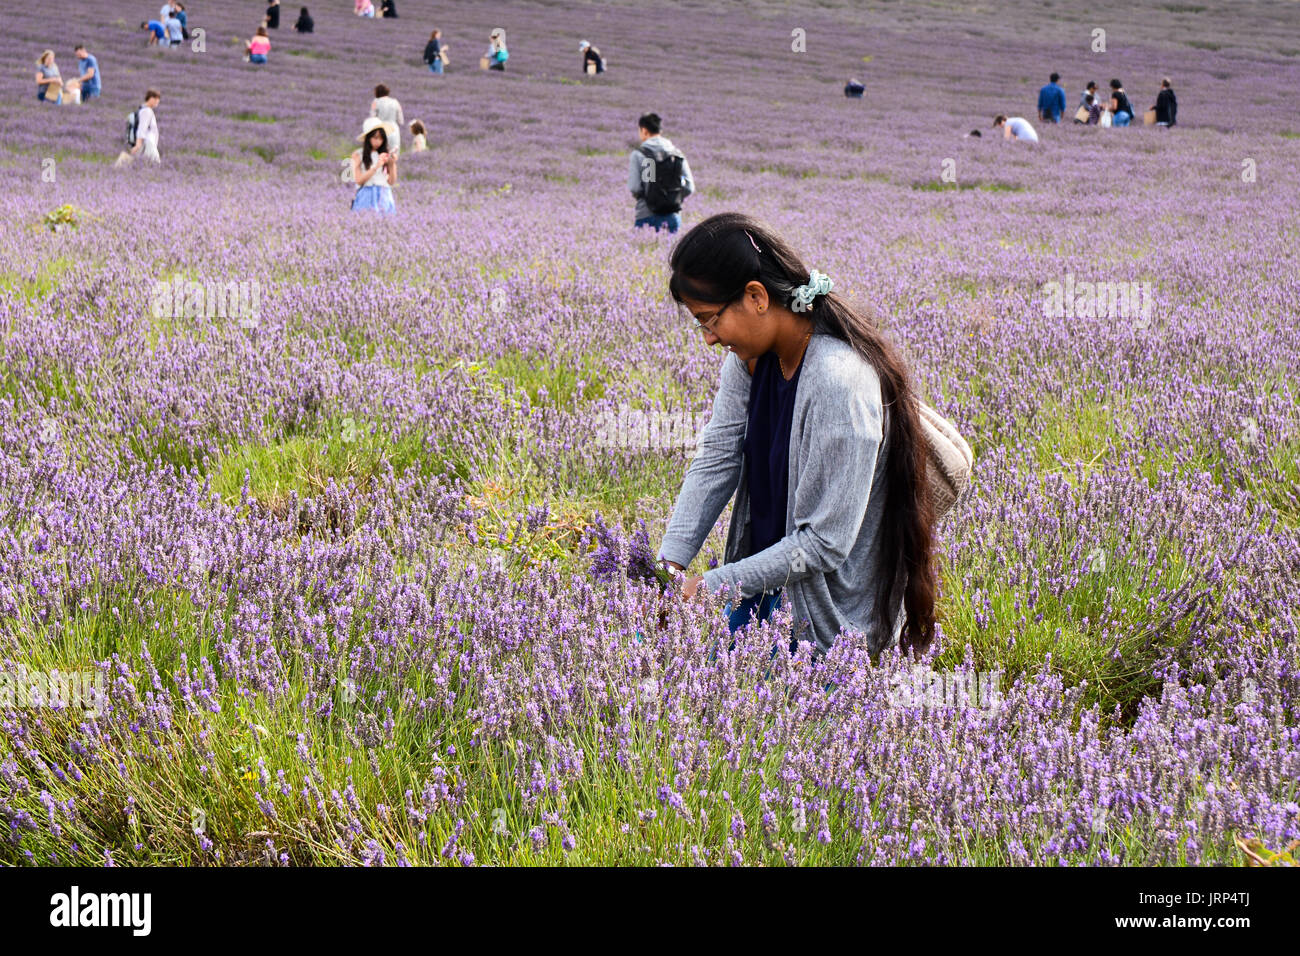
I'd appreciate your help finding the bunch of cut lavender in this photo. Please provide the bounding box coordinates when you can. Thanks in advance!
[587,515,673,590]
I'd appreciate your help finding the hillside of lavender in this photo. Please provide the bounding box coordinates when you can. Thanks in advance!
[0,0,1297,865]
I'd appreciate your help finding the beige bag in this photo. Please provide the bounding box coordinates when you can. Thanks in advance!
[918,401,973,518]
[1143,109,1157,125]
[479,55,490,69]
[1074,105,1090,123]
[585,61,597,75]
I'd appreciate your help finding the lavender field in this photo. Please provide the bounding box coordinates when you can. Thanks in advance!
[0,0,1297,866]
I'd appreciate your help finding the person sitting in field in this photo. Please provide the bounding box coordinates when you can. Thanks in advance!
[295,6,314,32]
[381,0,398,17]
[246,26,271,64]
[355,0,374,17]
[993,114,1038,142]
[579,40,604,74]
[1152,77,1177,128]
[35,50,62,103]
[844,77,865,98]
[409,120,428,152]
[141,20,166,45]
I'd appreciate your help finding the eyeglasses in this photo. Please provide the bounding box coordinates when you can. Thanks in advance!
[689,299,735,334]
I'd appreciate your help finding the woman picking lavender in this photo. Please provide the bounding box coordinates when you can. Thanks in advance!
[657,213,938,657]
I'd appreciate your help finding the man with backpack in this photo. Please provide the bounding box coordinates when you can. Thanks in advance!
[628,112,694,233]
[116,90,162,166]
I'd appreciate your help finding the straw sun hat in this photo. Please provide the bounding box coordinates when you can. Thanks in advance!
[357,116,398,142]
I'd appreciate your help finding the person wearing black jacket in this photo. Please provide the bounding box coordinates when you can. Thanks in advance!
[381,0,398,17]
[578,40,604,74]
[424,29,445,73]
[266,0,280,28]
[1152,77,1177,127]
[294,6,313,32]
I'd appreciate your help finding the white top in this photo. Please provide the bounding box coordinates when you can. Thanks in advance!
[1007,116,1038,141]
[137,105,159,146]
[354,150,389,187]
[370,97,404,150]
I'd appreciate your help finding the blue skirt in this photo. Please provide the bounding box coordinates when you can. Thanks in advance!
[351,184,395,213]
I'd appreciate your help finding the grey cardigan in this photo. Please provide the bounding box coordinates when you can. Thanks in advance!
[657,333,904,654]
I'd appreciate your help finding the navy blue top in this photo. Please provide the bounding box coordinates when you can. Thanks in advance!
[744,350,803,556]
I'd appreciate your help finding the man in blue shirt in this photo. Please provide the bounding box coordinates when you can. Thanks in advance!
[1037,72,1066,123]
[75,45,100,100]
[141,20,165,45]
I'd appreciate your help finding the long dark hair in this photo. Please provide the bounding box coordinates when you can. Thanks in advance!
[361,127,387,169]
[668,212,937,655]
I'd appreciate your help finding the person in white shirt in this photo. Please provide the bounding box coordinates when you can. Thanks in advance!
[130,90,162,162]
[993,114,1039,142]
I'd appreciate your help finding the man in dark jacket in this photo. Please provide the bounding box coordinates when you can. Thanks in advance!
[1153,77,1177,127]
[266,0,280,28]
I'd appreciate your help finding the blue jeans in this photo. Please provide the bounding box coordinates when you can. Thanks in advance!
[1112,111,1131,127]
[635,213,681,233]
[249,53,267,64]
[428,59,443,74]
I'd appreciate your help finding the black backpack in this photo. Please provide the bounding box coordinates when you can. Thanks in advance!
[125,108,140,147]
[637,144,686,215]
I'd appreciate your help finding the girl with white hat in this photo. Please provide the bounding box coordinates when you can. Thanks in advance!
[349,117,397,213]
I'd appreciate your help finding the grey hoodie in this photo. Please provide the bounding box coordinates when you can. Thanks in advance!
[658,334,906,655]
[627,135,695,221]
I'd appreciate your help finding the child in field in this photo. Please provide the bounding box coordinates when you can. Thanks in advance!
[409,120,427,152]
[61,77,82,104]
[657,213,943,657]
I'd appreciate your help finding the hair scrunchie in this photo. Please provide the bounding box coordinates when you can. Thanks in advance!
[790,270,834,313]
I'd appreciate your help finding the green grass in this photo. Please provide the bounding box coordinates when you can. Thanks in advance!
[208,416,433,510]
[0,255,76,304]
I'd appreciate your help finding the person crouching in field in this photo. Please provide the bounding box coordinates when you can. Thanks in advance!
[246,26,271,64]
[579,40,604,74]
[993,114,1038,142]
[657,213,937,657]
[350,118,397,212]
